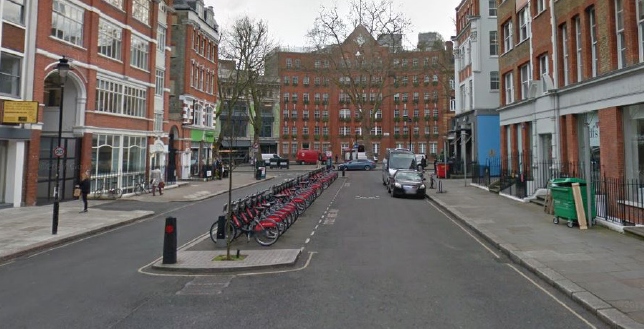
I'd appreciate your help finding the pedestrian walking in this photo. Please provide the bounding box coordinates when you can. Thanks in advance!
[151,167,164,196]
[421,156,427,173]
[78,173,90,213]
[335,154,338,164]
[317,152,322,169]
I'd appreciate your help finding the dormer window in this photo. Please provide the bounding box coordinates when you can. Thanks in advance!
[196,2,204,18]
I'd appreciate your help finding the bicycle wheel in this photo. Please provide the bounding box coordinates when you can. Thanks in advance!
[94,188,102,199]
[254,220,279,246]
[209,220,237,243]
[114,188,123,199]
[134,184,142,196]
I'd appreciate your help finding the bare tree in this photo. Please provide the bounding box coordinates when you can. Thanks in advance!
[217,16,274,259]
[306,0,411,160]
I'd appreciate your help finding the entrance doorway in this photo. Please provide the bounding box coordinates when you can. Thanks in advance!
[37,137,80,203]
[0,141,7,204]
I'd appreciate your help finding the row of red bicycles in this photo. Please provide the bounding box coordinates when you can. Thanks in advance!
[210,168,338,246]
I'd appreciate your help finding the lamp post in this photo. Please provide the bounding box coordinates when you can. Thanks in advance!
[52,57,70,235]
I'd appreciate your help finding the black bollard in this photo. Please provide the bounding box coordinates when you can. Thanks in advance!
[163,217,177,264]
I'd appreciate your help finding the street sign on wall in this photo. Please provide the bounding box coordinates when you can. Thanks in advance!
[1,101,39,124]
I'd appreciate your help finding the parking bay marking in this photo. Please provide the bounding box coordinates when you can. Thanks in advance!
[323,209,339,225]
[355,195,380,200]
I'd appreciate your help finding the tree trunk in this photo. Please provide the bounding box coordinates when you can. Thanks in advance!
[253,126,261,163]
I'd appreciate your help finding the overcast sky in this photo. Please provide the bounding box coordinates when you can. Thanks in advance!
[207,0,462,48]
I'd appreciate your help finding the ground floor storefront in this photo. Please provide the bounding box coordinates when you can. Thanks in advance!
[0,127,30,208]
[495,66,644,224]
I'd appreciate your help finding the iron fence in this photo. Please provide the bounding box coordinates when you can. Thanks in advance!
[470,154,642,225]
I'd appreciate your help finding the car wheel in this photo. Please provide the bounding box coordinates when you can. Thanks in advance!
[364,165,371,171]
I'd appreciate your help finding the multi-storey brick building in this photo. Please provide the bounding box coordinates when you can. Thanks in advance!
[0,0,38,207]
[216,60,280,162]
[169,0,218,179]
[22,0,174,206]
[497,0,644,223]
[271,27,455,161]
[452,0,501,167]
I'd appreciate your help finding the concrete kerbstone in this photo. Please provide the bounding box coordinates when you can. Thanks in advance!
[554,280,586,298]
[534,267,567,286]
[573,291,614,315]
[597,308,644,329]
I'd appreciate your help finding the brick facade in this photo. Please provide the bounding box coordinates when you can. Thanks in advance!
[23,0,175,205]
[274,29,455,160]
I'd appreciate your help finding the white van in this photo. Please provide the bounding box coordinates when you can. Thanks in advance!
[261,154,279,161]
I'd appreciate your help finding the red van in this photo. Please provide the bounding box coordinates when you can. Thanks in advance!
[296,150,327,165]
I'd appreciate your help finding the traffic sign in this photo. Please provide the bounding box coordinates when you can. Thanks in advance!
[53,147,65,158]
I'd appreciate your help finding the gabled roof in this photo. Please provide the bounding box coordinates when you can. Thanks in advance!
[343,25,376,47]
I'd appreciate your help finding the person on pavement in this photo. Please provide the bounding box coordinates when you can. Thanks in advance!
[79,172,90,213]
[151,167,164,196]
[421,156,427,173]
[335,154,338,164]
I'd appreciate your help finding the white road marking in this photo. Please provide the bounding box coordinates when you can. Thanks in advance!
[305,238,311,244]
[426,200,500,259]
[506,264,597,329]
[426,200,596,329]
[0,260,15,268]
[315,225,319,230]
[310,231,315,236]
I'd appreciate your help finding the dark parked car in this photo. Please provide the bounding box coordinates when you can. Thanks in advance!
[338,159,376,171]
[388,170,426,198]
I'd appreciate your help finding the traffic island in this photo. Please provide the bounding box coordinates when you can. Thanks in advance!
[151,249,302,273]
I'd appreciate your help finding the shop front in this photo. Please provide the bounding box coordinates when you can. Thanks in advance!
[0,126,30,208]
[190,129,215,178]
[90,134,147,195]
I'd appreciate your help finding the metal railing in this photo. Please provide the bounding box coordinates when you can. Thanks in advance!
[470,155,643,225]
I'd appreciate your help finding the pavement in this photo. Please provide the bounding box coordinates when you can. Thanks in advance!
[426,177,644,329]
[0,172,274,263]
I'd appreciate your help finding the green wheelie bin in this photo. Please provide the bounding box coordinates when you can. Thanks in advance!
[549,178,596,228]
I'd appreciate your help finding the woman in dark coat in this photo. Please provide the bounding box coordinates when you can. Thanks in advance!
[79,173,91,213]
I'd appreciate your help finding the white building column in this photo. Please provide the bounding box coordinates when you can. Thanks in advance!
[5,141,25,207]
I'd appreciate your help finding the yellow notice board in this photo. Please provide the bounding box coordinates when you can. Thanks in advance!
[2,101,39,124]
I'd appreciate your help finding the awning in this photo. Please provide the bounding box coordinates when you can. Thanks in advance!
[0,127,31,140]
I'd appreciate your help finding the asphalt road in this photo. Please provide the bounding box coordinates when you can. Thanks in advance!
[0,170,609,328]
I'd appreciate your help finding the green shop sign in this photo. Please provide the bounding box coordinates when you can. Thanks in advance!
[191,130,216,143]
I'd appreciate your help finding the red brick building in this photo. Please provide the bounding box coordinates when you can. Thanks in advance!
[168,0,218,180]
[28,0,173,205]
[497,0,644,223]
[271,26,455,161]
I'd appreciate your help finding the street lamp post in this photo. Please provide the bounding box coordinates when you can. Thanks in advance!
[52,57,70,235]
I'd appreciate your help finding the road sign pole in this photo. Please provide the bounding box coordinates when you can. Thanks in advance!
[52,82,65,235]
